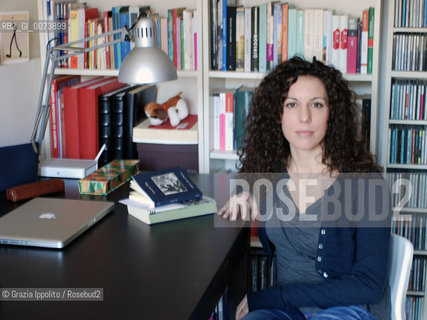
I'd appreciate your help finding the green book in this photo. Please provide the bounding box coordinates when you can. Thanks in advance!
[126,197,217,225]
[234,85,255,151]
[367,7,375,74]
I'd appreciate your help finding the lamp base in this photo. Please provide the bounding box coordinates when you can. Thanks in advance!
[39,158,97,179]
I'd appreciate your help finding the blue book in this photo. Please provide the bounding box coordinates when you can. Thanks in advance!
[222,0,228,70]
[112,7,122,69]
[288,7,297,60]
[258,4,267,73]
[119,6,131,62]
[130,166,203,208]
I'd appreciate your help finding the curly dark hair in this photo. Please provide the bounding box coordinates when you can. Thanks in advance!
[238,56,380,173]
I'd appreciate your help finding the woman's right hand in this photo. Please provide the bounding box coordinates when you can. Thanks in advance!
[217,192,260,221]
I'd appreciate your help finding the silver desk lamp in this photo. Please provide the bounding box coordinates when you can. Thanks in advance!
[30,15,177,155]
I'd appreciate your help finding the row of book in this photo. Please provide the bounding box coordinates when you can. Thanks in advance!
[390,80,427,121]
[388,125,427,165]
[210,0,375,75]
[212,86,254,152]
[409,256,427,292]
[392,214,427,250]
[394,0,427,28]
[40,0,198,71]
[392,33,427,72]
[48,75,156,165]
[406,296,424,320]
[386,171,427,209]
[250,249,276,292]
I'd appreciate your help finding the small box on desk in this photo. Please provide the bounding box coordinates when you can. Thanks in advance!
[136,143,198,173]
[78,159,140,195]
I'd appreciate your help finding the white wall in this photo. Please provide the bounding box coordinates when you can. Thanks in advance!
[0,0,41,147]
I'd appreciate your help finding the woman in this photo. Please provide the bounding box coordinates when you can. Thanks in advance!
[218,57,391,320]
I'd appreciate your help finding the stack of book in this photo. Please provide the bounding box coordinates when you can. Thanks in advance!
[121,166,217,225]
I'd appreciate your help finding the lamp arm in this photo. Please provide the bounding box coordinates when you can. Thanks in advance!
[30,27,129,155]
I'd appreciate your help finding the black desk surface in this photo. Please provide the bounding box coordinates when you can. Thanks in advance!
[0,175,249,320]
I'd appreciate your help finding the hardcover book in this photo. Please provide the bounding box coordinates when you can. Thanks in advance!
[130,166,203,208]
[124,196,217,225]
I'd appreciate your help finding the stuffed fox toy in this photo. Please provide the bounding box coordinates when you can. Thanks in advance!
[144,92,189,127]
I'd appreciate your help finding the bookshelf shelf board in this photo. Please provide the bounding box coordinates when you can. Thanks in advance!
[209,149,239,160]
[390,71,427,79]
[209,71,266,80]
[389,120,427,125]
[55,68,119,77]
[413,250,427,256]
[53,68,197,78]
[407,290,425,297]
[208,71,372,82]
[387,164,427,170]
[393,207,427,214]
[343,74,373,82]
[393,27,427,33]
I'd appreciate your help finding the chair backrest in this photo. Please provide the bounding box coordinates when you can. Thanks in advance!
[388,233,414,320]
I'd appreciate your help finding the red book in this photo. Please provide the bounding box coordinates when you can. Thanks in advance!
[172,8,185,68]
[49,75,81,158]
[78,78,126,159]
[346,17,358,74]
[63,77,104,159]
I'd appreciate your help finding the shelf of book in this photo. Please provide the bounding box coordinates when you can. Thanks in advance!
[202,0,382,173]
[383,2,427,302]
[37,0,206,171]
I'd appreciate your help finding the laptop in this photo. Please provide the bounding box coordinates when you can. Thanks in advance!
[0,197,114,249]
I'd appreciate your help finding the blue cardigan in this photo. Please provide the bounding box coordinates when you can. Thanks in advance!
[247,174,392,315]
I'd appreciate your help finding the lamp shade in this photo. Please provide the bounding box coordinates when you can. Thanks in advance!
[118,17,177,84]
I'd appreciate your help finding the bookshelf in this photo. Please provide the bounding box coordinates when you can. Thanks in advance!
[380,0,427,318]
[36,0,206,170]
[201,0,383,173]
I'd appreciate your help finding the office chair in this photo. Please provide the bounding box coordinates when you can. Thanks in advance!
[389,233,414,320]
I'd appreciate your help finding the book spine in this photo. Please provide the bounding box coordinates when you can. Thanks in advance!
[211,0,218,70]
[347,17,358,74]
[339,15,348,74]
[226,6,236,71]
[50,79,60,158]
[280,4,287,63]
[235,7,245,72]
[367,7,375,74]
[217,0,223,70]
[323,10,332,65]
[266,3,274,71]
[244,7,252,72]
[219,92,226,150]
[361,10,369,74]
[225,92,234,151]
[295,9,304,58]
[288,7,297,61]
[251,6,259,72]
[222,0,228,71]
[313,9,324,62]
[258,4,267,73]
[168,9,174,64]
[304,9,314,61]
[331,15,340,70]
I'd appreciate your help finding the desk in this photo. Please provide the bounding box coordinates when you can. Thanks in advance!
[0,176,249,320]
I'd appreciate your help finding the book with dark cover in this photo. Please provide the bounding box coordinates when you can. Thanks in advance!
[131,166,203,208]
[124,84,157,159]
[111,90,127,160]
[226,6,236,71]
[98,85,133,166]
[210,0,218,70]
[251,6,259,72]
[234,86,254,151]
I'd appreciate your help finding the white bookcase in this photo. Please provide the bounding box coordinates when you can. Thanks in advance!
[38,0,383,175]
[201,0,383,173]
[37,0,206,170]
[379,0,427,318]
